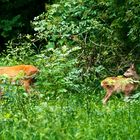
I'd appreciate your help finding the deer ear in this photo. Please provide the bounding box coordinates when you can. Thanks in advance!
[130,64,135,69]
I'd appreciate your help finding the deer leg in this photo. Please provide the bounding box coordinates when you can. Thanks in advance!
[102,90,113,105]
[22,79,32,93]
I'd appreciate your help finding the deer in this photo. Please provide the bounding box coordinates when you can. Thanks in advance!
[101,64,139,105]
[0,65,39,95]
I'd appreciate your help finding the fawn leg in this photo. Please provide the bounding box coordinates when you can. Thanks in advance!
[102,90,113,105]
[124,84,134,97]
[124,91,131,97]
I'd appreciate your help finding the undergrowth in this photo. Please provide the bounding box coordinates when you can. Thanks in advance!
[0,91,139,140]
[0,44,139,140]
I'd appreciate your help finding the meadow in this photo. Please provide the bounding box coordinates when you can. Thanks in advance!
[0,79,139,140]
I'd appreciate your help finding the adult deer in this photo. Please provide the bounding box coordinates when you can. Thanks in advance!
[101,64,139,104]
[0,65,39,95]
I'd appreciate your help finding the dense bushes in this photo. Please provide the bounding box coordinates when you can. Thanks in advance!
[31,0,140,74]
[2,0,140,76]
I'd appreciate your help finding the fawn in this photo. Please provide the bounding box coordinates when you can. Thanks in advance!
[101,64,139,104]
[0,65,39,95]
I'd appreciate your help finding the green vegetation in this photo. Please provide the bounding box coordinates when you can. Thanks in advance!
[0,91,139,139]
[0,0,140,139]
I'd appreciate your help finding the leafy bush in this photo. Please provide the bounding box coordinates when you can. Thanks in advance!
[32,0,140,74]
[35,45,85,95]
[1,35,37,65]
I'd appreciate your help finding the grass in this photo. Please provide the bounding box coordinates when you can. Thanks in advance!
[0,90,139,140]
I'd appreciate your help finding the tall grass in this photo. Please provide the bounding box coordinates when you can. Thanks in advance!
[0,90,139,140]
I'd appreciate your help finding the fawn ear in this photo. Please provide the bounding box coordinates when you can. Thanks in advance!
[130,64,135,70]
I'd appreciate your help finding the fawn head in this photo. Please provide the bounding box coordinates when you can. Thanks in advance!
[123,64,139,80]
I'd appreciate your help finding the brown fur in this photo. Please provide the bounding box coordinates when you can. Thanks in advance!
[101,64,139,104]
[0,65,39,94]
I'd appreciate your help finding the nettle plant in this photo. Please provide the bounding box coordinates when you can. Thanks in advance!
[35,45,82,95]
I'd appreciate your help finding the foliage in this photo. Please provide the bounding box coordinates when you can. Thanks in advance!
[0,0,140,139]
[32,0,140,76]
[35,45,84,95]
[0,34,39,66]
[0,0,56,51]
[0,88,139,139]
[0,39,139,139]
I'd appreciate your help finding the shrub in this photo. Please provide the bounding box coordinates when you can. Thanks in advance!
[31,0,140,75]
